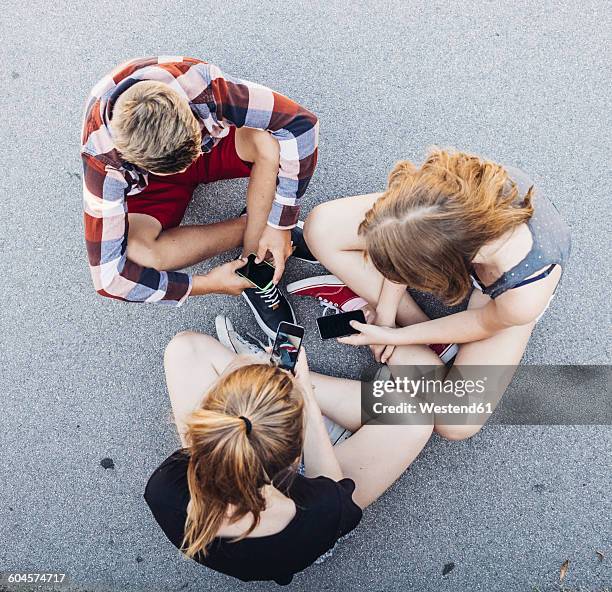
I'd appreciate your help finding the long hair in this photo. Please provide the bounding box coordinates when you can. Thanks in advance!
[182,363,304,558]
[359,149,534,305]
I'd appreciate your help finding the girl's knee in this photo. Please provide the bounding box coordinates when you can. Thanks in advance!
[435,423,482,441]
[164,331,211,366]
[303,202,335,246]
[413,422,435,444]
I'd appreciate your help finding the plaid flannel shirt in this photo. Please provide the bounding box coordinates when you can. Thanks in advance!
[81,56,319,305]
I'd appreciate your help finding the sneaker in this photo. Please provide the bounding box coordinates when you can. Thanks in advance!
[288,275,459,362]
[215,315,267,355]
[242,283,297,340]
[323,416,352,446]
[286,275,368,314]
[428,342,459,364]
[290,220,318,264]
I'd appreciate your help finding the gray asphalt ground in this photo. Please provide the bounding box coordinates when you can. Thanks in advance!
[1,1,611,591]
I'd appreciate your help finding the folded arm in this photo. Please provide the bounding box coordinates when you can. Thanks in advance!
[83,157,192,305]
[202,63,319,229]
[340,274,559,347]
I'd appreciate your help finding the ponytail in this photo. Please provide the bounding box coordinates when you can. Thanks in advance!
[181,364,304,558]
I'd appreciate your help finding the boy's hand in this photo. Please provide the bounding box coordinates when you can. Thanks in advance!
[256,226,292,284]
[205,259,252,295]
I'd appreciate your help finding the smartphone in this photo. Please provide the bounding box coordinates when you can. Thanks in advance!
[316,310,367,340]
[271,322,304,373]
[235,253,275,290]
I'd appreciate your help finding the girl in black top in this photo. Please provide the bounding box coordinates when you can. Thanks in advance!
[145,331,433,585]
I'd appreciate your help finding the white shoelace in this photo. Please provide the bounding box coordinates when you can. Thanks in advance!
[256,284,281,308]
[245,332,269,350]
[233,332,264,355]
[317,297,341,316]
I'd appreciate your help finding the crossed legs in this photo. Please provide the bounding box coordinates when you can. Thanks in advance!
[164,332,433,510]
[304,194,537,440]
[303,194,430,326]
[126,127,279,271]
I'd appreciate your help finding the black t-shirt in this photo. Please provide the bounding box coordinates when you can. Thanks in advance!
[144,450,363,585]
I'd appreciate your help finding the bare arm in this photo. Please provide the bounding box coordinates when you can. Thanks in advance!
[295,352,343,481]
[189,259,252,296]
[238,128,282,255]
[237,129,293,283]
[340,268,561,347]
[375,278,406,326]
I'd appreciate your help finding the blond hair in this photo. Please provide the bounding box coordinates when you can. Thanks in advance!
[359,149,534,305]
[182,363,304,558]
[111,80,202,174]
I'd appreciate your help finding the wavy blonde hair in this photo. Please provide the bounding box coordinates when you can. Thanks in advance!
[359,149,534,305]
[111,80,202,174]
[182,363,304,559]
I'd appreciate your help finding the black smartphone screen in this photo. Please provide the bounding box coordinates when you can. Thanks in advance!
[316,310,366,340]
[236,254,275,290]
[271,322,304,372]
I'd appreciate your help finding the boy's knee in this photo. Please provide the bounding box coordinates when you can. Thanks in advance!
[126,236,164,270]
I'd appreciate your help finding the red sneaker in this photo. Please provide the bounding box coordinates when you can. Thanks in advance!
[287,275,459,362]
[286,275,368,312]
[428,342,459,364]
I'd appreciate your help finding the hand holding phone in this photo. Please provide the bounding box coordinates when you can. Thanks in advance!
[271,322,304,373]
[316,310,367,340]
[203,259,253,295]
[235,253,275,290]
[292,348,314,397]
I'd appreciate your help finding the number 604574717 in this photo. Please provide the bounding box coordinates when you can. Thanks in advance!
[4,572,67,585]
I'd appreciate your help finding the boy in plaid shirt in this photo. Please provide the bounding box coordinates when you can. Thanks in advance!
[82,56,319,338]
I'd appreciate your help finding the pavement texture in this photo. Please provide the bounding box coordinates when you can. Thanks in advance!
[1,1,611,591]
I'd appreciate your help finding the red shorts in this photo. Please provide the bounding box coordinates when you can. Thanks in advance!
[126,127,252,229]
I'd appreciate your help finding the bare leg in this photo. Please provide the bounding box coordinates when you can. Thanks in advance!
[433,289,536,440]
[164,332,238,445]
[127,126,279,271]
[303,194,429,326]
[127,213,246,271]
[309,372,362,432]
[308,338,443,431]
[313,342,439,509]
[334,423,433,509]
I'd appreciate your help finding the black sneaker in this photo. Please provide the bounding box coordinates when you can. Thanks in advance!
[291,220,318,264]
[242,283,297,339]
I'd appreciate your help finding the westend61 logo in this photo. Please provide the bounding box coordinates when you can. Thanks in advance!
[360,365,612,426]
[372,376,487,399]
[369,375,492,419]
